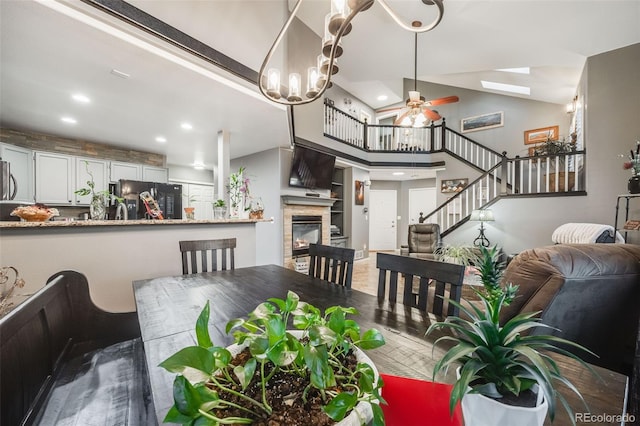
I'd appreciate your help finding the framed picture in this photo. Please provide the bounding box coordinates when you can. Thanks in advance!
[460,111,504,133]
[355,180,364,205]
[441,178,468,193]
[524,125,559,145]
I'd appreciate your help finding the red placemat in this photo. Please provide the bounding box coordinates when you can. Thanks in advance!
[380,374,463,426]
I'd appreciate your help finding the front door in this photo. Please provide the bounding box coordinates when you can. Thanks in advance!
[369,189,397,251]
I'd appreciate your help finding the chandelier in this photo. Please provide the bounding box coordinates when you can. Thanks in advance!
[259,0,444,106]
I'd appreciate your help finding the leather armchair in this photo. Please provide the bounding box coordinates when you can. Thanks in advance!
[400,224,442,260]
[500,244,640,377]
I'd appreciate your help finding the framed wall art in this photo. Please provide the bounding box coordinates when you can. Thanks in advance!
[355,180,364,205]
[460,111,504,133]
[441,178,468,193]
[524,125,559,144]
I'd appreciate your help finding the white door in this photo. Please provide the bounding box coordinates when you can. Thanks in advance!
[408,187,437,224]
[186,184,215,220]
[369,190,397,250]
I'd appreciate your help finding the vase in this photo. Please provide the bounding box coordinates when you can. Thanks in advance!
[628,176,640,194]
[213,206,226,219]
[89,197,106,220]
[184,207,195,220]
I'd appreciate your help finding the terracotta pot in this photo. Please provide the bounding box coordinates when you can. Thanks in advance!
[183,207,195,220]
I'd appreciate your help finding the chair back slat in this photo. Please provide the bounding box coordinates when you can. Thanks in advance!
[179,239,237,274]
[307,244,355,288]
[376,252,465,317]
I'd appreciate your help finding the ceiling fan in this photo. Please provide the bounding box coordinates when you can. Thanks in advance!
[377,25,459,127]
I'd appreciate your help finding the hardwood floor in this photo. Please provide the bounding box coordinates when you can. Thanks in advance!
[351,251,396,295]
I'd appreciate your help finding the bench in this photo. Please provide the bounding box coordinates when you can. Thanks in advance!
[0,270,156,425]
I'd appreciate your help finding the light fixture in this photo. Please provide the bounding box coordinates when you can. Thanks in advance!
[376,94,388,101]
[259,0,444,106]
[181,122,193,130]
[155,136,167,143]
[61,117,77,124]
[392,171,404,176]
[470,209,495,247]
[72,93,90,103]
[566,95,578,114]
[193,162,205,170]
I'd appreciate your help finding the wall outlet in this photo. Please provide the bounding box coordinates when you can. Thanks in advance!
[355,250,364,260]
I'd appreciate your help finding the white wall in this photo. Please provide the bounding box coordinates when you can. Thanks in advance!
[344,166,371,258]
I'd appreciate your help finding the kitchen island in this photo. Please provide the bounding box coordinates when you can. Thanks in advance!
[0,218,272,312]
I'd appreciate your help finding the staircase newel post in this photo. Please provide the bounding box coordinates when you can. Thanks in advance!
[514,155,521,194]
[500,151,508,195]
[439,118,446,151]
[363,120,369,150]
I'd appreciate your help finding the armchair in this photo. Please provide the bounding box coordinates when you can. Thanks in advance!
[400,223,442,260]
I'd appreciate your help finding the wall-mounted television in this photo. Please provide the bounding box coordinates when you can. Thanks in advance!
[288,146,336,190]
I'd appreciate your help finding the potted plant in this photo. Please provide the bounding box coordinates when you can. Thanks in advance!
[228,167,250,218]
[183,195,197,220]
[249,197,264,220]
[622,140,640,193]
[74,160,118,220]
[435,245,475,266]
[213,199,227,219]
[428,246,596,426]
[532,137,578,191]
[160,291,386,425]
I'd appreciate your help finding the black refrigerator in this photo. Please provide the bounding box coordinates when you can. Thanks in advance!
[116,180,182,219]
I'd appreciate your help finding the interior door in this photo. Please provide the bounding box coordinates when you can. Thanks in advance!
[187,184,215,220]
[408,187,437,224]
[369,190,397,250]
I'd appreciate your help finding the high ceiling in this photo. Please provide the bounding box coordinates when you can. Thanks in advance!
[1,0,638,171]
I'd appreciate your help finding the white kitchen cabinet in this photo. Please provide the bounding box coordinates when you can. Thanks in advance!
[110,162,141,182]
[75,157,108,205]
[142,166,168,183]
[0,143,33,202]
[35,152,74,205]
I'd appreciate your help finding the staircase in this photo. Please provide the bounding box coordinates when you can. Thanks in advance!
[323,100,586,236]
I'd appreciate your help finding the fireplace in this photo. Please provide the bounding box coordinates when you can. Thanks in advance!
[292,215,322,257]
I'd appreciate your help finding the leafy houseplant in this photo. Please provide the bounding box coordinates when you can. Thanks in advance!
[435,245,475,266]
[228,167,250,218]
[532,137,578,192]
[213,199,227,219]
[183,195,197,220]
[428,246,596,426]
[74,160,119,220]
[160,291,386,425]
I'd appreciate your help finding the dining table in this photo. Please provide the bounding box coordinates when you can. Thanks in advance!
[133,264,629,425]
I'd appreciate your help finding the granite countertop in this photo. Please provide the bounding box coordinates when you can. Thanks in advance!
[0,218,273,228]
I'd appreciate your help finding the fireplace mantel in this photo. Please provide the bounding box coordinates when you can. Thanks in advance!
[281,195,336,207]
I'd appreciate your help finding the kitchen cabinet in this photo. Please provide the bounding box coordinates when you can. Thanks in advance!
[0,143,33,202]
[75,157,108,205]
[142,166,168,183]
[110,162,141,182]
[35,152,74,205]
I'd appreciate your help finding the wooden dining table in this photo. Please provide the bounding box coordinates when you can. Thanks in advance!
[133,264,629,425]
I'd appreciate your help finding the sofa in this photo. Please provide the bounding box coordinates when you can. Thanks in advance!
[400,223,442,260]
[499,244,640,418]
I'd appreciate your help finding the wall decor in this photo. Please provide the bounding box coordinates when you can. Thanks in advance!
[460,111,504,133]
[441,178,468,193]
[355,180,364,205]
[524,125,559,145]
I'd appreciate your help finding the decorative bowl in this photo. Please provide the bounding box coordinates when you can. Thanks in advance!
[10,206,59,222]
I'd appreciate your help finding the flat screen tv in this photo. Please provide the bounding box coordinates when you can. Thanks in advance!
[288,146,336,190]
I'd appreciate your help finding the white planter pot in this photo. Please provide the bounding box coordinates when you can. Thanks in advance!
[461,384,547,426]
[456,367,547,426]
[226,330,379,426]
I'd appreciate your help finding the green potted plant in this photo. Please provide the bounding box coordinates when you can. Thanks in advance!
[213,199,227,219]
[74,160,118,220]
[428,246,596,426]
[183,195,197,219]
[160,291,386,425]
[435,245,475,266]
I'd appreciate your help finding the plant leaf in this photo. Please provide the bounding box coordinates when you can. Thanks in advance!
[195,301,213,348]
[357,328,385,350]
[171,375,202,417]
[309,325,337,347]
[163,405,195,424]
[234,358,257,390]
[323,392,357,421]
[160,346,215,377]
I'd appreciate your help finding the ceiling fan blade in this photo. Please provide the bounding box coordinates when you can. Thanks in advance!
[422,107,441,121]
[424,95,460,106]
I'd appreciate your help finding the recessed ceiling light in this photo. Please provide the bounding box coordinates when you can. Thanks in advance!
[392,172,405,176]
[193,162,205,170]
[155,136,167,143]
[377,95,388,101]
[481,80,530,95]
[181,122,193,130]
[61,117,77,124]
[72,93,90,103]
[496,67,530,75]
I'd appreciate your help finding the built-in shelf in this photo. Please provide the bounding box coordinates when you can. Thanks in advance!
[330,168,345,246]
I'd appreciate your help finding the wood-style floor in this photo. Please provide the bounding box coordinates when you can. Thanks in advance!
[351,251,392,295]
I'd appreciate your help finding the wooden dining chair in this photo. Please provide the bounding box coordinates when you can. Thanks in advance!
[376,252,465,317]
[179,238,236,274]
[308,243,355,288]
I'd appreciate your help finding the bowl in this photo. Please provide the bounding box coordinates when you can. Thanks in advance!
[10,207,58,222]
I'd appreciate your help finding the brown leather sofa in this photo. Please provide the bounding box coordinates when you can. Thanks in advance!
[500,244,640,377]
[400,224,442,260]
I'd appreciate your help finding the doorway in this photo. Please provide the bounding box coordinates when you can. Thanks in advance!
[408,187,437,224]
[369,190,397,250]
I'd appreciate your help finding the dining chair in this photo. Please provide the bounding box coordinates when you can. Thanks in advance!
[308,243,355,288]
[179,238,236,274]
[376,252,465,317]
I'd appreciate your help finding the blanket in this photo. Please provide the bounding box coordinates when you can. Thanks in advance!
[551,222,625,244]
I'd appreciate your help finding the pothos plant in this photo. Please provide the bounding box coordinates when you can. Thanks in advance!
[160,291,386,425]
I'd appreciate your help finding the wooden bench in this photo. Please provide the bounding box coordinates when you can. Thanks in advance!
[0,270,156,426]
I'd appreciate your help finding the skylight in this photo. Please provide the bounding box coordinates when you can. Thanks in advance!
[481,80,530,95]
[496,67,530,74]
